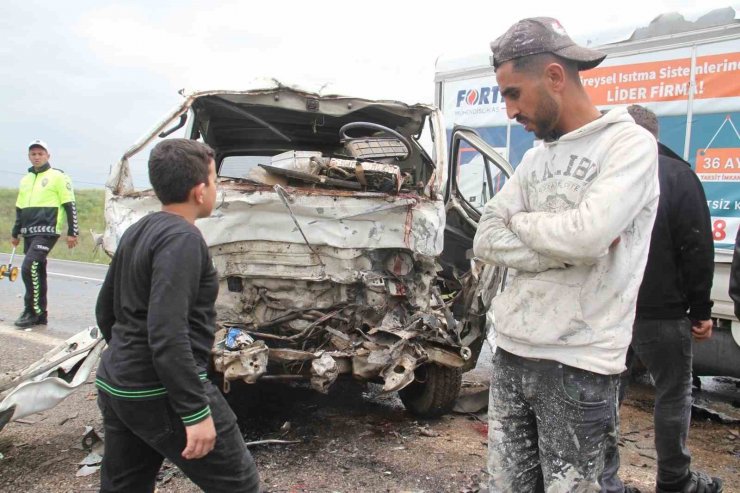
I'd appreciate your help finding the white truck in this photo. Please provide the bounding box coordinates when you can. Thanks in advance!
[434,8,740,377]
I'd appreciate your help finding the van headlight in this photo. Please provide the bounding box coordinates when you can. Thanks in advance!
[384,251,414,276]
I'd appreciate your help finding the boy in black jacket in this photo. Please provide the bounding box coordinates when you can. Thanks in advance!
[95,139,260,492]
[602,106,721,493]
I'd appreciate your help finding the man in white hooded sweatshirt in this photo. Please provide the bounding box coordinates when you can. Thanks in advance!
[473,18,659,492]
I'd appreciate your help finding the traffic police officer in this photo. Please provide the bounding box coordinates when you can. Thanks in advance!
[11,140,79,328]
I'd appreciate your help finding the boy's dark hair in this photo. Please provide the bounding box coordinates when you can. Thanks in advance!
[148,139,215,205]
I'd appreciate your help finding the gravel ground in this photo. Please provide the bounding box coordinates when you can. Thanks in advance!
[0,327,737,493]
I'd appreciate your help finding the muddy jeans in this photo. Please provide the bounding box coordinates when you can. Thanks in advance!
[601,317,693,492]
[488,349,619,493]
[98,383,260,493]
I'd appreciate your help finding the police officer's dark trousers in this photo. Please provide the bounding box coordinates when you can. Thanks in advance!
[22,235,58,315]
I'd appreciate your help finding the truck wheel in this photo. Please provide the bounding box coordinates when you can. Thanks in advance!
[399,364,462,418]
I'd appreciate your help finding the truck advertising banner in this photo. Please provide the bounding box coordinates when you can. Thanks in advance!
[442,75,508,128]
[586,39,740,250]
[582,53,739,109]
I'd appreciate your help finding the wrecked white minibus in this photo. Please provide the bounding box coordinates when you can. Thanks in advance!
[100,82,511,417]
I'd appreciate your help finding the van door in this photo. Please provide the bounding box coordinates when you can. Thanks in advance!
[442,126,514,277]
[440,126,514,368]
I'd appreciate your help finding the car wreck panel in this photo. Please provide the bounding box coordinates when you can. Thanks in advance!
[199,186,445,256]
[102,189,160,254]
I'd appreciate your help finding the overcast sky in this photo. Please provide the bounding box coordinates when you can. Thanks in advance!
[1,0,738,189]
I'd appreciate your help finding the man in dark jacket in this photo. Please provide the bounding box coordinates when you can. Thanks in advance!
[602,105,722,493]
[731,232,740,320]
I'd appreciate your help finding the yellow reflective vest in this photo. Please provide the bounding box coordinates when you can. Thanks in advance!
[13,163,78,237]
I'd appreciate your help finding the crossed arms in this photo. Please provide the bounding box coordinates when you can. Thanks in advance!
[473,129,658,272]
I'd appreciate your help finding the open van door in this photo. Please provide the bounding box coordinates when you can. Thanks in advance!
[444,126,514,264]
[440,126,514,369]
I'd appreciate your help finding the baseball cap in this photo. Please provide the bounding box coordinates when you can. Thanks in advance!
[490,17,606,71]
[28,139,50,153]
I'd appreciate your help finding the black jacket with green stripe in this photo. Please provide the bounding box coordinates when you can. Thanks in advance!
[95,212,219,426]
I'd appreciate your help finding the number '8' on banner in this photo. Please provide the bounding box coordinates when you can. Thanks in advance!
[711,216,740,248]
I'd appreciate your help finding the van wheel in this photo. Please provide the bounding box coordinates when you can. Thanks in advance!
[399,364,462,418]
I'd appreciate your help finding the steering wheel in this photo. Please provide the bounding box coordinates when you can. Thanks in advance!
[339,122,412,156]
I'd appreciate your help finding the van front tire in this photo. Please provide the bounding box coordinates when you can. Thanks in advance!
[399,364,462,418]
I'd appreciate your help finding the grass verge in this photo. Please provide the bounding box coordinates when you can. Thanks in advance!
[0,188,110,265]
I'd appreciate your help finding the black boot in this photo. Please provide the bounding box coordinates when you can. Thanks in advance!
[657,471,723,493]
[15,310,48,328]
[14,309,32,327]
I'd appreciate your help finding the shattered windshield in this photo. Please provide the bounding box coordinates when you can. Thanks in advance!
[188,91,438,196]
[218,155,272,179]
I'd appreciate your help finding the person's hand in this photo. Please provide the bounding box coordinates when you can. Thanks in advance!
[10,237,19,248]
[691,319,713,341]
[66,236,78,249]
[182,416,216,460]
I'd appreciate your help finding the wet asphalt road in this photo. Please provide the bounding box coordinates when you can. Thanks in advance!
[0,252,106,337]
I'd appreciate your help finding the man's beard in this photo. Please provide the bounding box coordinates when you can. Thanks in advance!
[527,89,560,140]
